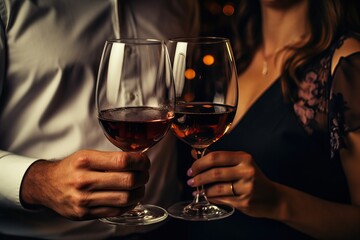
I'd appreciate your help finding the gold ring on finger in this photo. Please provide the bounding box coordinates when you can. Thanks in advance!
[230,181,237,196]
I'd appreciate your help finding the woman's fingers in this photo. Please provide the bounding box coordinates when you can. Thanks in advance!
[187,163,255,187]
[185,150,280,218]
[188,151,252,176]
[203,179,253,198]
[186,151,257,211]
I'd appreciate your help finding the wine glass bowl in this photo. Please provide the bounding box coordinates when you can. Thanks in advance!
[166,37,238,221]
[98,106,173,153]
[96,38,175,225]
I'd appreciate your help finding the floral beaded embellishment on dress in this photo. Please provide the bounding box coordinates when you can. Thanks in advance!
[293,71,327,134]
[293,49,331,136]
[293,34,355,160]
[329,93,349,158]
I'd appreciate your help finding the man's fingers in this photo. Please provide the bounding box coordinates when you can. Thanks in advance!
[83,187,145,207]
[75,171,149,191]
[72,150,150,171]
[67,187,145,217]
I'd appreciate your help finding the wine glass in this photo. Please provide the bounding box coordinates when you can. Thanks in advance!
[166,37,238,221]
[95,39,175,225]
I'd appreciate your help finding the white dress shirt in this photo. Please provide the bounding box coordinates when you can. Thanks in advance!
[0,0,199,239]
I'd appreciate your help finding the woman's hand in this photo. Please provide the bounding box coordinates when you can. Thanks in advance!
[187,151,283,219]
[20,149,150,220]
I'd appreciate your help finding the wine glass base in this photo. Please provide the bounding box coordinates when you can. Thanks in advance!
[99,204,168,226]
[167,201,234,221]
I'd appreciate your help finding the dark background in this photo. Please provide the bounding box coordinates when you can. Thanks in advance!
[200,0,238,40]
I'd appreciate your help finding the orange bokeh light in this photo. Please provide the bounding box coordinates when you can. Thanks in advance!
[223,4,235,16]
[203,54,215,66]
[184,68,196,80]
[184,92,195,102]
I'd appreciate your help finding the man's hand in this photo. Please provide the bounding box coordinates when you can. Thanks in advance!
[20,150,150,220]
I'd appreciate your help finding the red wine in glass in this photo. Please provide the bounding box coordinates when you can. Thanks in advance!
[99,107,173,153]
[171,103,236,149]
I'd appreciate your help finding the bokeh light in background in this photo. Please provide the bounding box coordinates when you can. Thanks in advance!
[200,0,238,41]
[184,68,196,80]
[181,1,238,103]
[223,2,235,16]
[203,54,215,65]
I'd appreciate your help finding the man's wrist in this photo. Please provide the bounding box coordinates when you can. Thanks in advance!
[20,160,53,209]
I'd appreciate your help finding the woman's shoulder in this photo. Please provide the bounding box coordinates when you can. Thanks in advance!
[331,34,360,75]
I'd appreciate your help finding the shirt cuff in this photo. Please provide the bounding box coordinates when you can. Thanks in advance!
[0,152,39,209]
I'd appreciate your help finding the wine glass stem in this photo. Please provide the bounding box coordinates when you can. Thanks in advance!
[192,148,210,205]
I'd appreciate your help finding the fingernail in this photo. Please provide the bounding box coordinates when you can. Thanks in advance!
[187,168,193,176]
[187,178,194,186]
